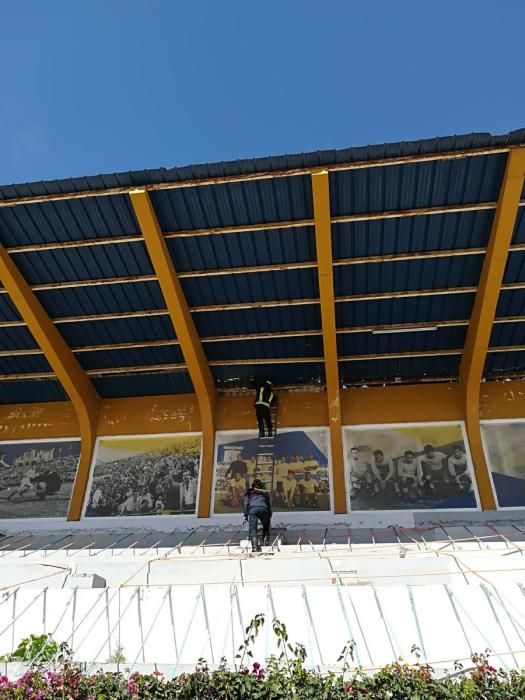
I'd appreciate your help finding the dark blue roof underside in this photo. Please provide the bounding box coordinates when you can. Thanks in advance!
[92,371,194,398]
[0,129,524,402]
[0,379,67,403]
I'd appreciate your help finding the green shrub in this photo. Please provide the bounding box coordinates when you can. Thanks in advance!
[0,633,59,663]
[0,619,524,698]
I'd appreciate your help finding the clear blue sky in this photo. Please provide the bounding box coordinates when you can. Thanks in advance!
[0,1,523,184]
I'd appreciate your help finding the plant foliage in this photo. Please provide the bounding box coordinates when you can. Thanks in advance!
[0,619,524,698]
[0,634,59,663]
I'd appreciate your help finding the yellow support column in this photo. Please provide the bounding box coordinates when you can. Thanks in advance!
[130,190,216,517]
[311,170,347,514]
[0,246,101,521]
[460,148,525,510]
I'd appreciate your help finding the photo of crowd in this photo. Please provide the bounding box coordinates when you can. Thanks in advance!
[85,434,201,517]
[481,420,525,508]
[0,439,80,519]
[213,429,331,514]
[344,423,478,510]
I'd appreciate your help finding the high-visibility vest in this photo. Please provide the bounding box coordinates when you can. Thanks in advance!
[255,386,274,408]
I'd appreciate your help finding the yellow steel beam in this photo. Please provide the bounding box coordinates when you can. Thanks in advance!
[130,189,216,517]
[0,245,101,521]
[460,148,525,510]
[311,170,347,514]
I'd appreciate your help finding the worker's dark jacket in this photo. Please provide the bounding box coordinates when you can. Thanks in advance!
[244,487,272,518]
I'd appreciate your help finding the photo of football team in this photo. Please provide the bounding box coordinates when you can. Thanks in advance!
[344,423,478,510]
[213,429,331,514]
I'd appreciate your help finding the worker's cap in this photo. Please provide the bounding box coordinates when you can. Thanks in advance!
[252,479,265,489]
[265,380,273,386]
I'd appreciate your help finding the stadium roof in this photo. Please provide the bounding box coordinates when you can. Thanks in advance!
[1,128,525,404]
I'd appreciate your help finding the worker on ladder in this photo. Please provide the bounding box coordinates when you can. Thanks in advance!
[244,478,272,552]
[254,380,276,437]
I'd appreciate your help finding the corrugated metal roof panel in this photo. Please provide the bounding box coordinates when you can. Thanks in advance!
[330,153,506,216]
[0,354,51,374]
[490,323,525,347]
[332,210,493,260]
[3,130,523,200]
[0,326,38,350]
[0,380,67,404]
[193,304,320,337]
[334,256,483,296]
[496,289,525,317]
[59,315,175,348]
[512,207,525,244]
[503,251,525,283]
[336,294,474,328]
[337,326,467,356]
[12,242,152,285]
[205,335,323,362]
[181,269,318,307]
[339,355,460,384]
[167,226,314,272]
[0,296,23,322]
[212,362,325,388]
[150,176,312,232]
[77,345,184,370]
[0,195,137,246]
[36,281,165,318]
[0,129,523,394]
[93,371,194,398]
[485,352,525,376]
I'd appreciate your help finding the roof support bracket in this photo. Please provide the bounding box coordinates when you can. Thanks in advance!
[460,147,525,510]
[311,170,347,514]
[0,246,101,521]
[130,190,216,517]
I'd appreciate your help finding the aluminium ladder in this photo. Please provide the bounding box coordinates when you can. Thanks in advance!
[254,403,278,494]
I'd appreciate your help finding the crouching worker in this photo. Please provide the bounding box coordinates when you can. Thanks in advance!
[244,478,272,552]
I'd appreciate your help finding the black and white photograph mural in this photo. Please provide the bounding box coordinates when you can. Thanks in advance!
[84,434,202,517]
[0,439,80,519]
[343,423,478,511]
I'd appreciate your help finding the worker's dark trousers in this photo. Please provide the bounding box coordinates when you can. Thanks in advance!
[255,405,272,435]
[248,508,271,540]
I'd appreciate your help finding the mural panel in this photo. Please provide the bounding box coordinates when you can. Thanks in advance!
[0,439,80,519]
[481,420,525,508]
[84,434,202,517]
[343,423,478,510]
[213,429,331,514]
